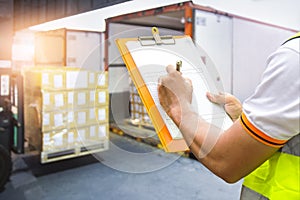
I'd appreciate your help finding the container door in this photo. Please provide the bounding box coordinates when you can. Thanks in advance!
[232,18,295,101]
[66,31,104,71]
[193,9,233,93]
[35,29,65,66]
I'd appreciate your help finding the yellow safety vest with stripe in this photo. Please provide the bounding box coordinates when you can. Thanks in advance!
[241,33,300,200]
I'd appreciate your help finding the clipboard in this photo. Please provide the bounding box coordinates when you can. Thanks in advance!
[116,27,233,152]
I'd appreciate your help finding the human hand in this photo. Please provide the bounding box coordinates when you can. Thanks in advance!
[206,92,242,122]
[158,65,193,125]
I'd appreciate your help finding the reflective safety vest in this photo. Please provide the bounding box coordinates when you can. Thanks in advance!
[241,33,300,200]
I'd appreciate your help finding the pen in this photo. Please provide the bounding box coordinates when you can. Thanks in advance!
[176,60,182,72]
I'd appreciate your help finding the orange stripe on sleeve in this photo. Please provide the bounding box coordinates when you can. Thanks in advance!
[240,112,287,148]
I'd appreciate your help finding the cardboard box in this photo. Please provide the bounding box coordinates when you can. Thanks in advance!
[89,71,108,88]
[88,106,109,124]
[23,66,109,153]
[76,123,109,146]
[66,106,109,128]
[89,88,109,107]
[67,90,89,109]
[42,111,66,132]
[65,67,89,90]
[88,123,109,140]
[24,67,108,91]
[42,91,67,111]
[66,108,89,128]
[42,129,69,151]
[24,67,66,91]
[67,88,109,109]
[42,123,109,154]
[35,28,104,70]
[129,82,152,125]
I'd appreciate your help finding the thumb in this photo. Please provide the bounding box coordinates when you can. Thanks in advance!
[206,92,226,105]
[185,78,192,86]
[166,65,177,74]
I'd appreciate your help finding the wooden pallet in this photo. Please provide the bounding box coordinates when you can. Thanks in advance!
[110,122,160,147]
[110,122,191,157]
[123,118,154,130]
[40,140,108,163]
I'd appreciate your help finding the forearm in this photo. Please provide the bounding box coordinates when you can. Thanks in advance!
[173,108,226,175]
[171,107,277,183]
[157,66,278,183]
[170,103,216,152]
[173,108,215,156]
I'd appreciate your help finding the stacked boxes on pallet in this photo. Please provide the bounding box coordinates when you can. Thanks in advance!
[129,80,152,126]
[23,67,109,163]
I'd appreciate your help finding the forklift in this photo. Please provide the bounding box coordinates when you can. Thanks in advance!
[0,68,24,190]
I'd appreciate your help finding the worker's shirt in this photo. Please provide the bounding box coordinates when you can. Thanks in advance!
[241,38,300,147]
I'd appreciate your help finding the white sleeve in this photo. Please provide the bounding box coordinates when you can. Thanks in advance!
[241,44,299,147]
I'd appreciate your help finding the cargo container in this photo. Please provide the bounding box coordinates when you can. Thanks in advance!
[35,28,105,71]
[105,1,296,141]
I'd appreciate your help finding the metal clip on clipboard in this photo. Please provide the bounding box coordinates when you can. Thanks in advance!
[138,27,175,46]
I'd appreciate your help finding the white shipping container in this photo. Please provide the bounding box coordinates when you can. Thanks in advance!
[66,30,105,71]
[35,29,105,70]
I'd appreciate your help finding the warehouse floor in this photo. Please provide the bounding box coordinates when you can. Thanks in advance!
[0,132,242,200]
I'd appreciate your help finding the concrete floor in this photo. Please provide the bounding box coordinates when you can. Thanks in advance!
[0,132,242,200]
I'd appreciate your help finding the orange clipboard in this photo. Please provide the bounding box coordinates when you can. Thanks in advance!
[115,27,233,152]
[115,28,189,152]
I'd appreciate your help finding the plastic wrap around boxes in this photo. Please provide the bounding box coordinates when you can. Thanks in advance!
[23,67,109,163]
